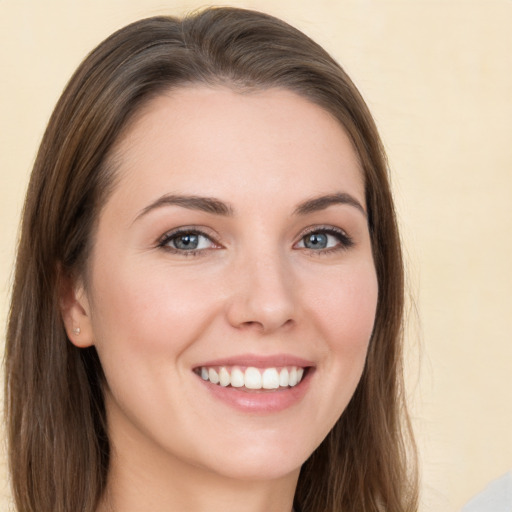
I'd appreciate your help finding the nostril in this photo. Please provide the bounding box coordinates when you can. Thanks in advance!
[239,320,265,331]
[238,318,295,333]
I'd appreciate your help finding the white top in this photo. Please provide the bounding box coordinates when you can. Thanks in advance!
[461,471,512,512]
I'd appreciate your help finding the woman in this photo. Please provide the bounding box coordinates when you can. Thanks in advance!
[5,7,418,512]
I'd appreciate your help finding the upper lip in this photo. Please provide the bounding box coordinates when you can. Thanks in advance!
[194,353,315,369]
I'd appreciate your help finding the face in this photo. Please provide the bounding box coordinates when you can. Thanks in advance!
[70,86,378,483]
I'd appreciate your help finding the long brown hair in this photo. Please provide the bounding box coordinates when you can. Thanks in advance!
[5,7,418,512]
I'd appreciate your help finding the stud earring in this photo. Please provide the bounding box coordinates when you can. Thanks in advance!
[73,327,81,335]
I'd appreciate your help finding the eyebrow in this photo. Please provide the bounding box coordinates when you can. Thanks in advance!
[294,193,367,217]
[134,191,366,223]
[134,194,234,222]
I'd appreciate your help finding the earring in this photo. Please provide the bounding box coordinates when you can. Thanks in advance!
[73,327,81,335]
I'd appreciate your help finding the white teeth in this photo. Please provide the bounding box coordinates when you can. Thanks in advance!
[262,368,280,389]
[288,367,298,387]
[208,368,219,384]
[198,365,306,390]
[231,367,245,388]
[219,367,230,387]
[279,368,289,387]
[244,367,262,389]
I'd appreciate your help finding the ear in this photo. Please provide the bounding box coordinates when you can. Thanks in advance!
[58,268,95,348]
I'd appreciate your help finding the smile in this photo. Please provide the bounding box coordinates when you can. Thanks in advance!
[196,366,306,390]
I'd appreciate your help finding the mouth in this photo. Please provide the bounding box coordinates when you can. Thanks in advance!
[194,365,308,391]
[193,354,314,412]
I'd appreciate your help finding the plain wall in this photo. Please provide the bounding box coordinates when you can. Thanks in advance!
[1,1,511,510]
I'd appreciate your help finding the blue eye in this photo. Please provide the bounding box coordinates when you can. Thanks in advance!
[159,230,216,252]
[296,228,353,252]
[302,232,329,249]
[172,233,200,250]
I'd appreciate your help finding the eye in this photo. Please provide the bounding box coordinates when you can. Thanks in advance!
[295,227,354,252]
[158,229,218,253]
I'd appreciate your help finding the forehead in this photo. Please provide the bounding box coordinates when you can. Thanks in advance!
[107,86,365,212]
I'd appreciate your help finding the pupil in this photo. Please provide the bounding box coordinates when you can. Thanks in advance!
[305,233,327,249]
[176,234,198,250]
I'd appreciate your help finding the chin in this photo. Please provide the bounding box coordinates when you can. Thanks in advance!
[188,430,319,482]
[208,455,304,482]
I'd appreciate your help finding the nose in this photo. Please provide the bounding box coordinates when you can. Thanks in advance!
[225,249,297,334]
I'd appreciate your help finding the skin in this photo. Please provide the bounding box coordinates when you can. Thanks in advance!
[62,86,378,512]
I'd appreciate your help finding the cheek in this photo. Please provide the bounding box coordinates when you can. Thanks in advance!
[306,260,377,415]
[293,260,378,444]
[88,259,222,362]
[310,261,378,354]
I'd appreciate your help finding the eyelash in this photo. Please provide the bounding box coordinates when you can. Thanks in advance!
[296,226,354,255]
[157,225,354,256]
[157,227,219,257]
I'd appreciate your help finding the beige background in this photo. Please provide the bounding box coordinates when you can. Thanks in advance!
[1,1,511,510]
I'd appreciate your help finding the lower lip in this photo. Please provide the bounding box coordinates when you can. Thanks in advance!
[197,371,312,413]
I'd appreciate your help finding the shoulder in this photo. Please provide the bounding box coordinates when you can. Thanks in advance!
[461,471,512,512]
